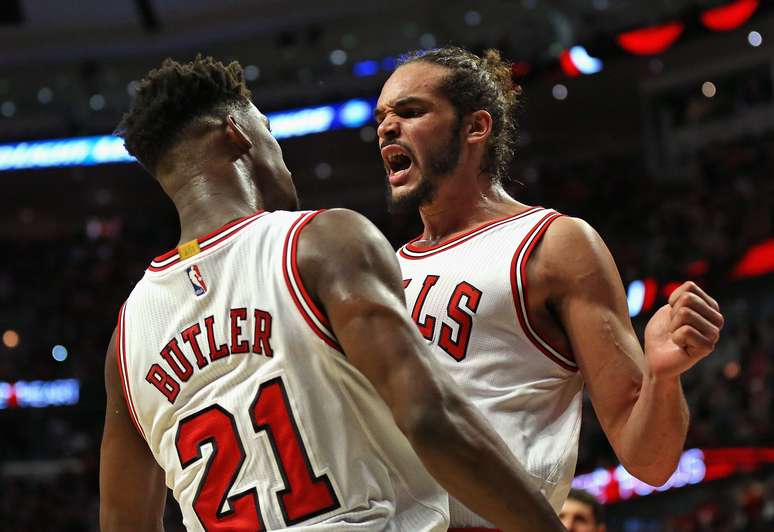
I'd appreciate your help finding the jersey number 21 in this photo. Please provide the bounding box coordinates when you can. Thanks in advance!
[175,377,340,530]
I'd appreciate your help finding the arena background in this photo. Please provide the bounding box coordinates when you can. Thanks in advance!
[1,1,772,530]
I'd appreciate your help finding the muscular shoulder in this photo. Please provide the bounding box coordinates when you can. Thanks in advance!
[534,215,618,293]
[298,209,392,268]
[541,216,606,259]
[301,208,383,244]
[296,208,402,301]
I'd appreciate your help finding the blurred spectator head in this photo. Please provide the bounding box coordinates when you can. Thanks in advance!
[560,488,606,532]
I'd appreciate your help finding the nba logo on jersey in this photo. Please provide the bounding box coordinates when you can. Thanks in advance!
[186,265,207,296]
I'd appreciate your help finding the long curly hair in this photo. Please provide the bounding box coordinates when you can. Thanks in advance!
[399,47,523,184]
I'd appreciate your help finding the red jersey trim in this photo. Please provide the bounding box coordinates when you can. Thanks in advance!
[398,207,542,260]
[282,210,343,353]
[148,210,268,272]
[510,211,578,372]
[115,303,147,440]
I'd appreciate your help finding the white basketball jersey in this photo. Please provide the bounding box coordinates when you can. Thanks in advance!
[397,207,584,527]
[116,209,448,531]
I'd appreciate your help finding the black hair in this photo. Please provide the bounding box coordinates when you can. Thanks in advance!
[399,46,523,184]
[567,488,605,524]
[115,55,253,173]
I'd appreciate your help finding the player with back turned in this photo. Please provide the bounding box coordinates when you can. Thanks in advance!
[98,56,564,531]
[375,46,725,530]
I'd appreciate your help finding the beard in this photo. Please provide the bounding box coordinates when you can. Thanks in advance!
[386,120,463,215]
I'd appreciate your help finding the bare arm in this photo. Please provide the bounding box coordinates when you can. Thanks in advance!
[298,209,563,532]
[100,329,167,532]
[539,217,723,486]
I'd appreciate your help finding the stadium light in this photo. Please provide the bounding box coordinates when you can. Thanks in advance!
[560,46,604,76]
[700,0,759,32]
[0,379,80,409]
[616,22,684,55]
[0,98,378,171]
[574,447,774,503]
[353,60,380,77]
[626,278,658,317]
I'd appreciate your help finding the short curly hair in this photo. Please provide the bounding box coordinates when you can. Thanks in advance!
[399,47,522,184]
[115,55,253,173]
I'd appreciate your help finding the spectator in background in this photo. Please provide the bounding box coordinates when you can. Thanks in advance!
[560,489,606,532]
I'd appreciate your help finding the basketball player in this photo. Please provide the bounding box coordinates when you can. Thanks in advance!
[99,56,564,531]
[375,47,725,529]
[559,489,606,532]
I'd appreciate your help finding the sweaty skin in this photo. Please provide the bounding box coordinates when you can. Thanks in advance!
[375,60,724,487]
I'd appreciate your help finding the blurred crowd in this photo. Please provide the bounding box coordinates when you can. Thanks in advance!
[602,473,774,532]
[0,127,772,530]
[575,289,774,474]
[665,474,774,532]
[521,134,773,284]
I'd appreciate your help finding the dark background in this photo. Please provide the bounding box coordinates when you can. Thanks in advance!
[0,1,772,530]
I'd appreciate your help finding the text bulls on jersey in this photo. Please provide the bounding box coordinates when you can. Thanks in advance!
[146,308,274,403]
[405,275,483,361]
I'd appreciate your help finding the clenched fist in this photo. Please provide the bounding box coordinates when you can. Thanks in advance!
[644,281,725,380]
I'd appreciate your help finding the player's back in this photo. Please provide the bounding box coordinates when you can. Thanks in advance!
[117,209,448,531]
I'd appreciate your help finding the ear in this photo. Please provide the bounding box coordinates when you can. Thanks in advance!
[225,115,253,155]
[465,110,492,146]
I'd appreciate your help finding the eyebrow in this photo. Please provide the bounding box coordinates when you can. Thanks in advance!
[374,96,430,121]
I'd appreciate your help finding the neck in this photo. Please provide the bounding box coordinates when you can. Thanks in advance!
[417,172,526,244]
[168,172,262,246]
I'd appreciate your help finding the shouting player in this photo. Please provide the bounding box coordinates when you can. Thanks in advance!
[375,46,724,529]
[99,56,564,532]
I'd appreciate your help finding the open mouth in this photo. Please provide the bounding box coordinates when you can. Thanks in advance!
[381,145,414,183]
[387,153,411,173]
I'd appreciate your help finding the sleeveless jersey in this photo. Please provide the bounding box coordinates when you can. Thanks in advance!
[117,209,448,531]
[397,207,584,528]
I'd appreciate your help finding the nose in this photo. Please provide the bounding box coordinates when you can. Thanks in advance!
[377,113,400,141]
